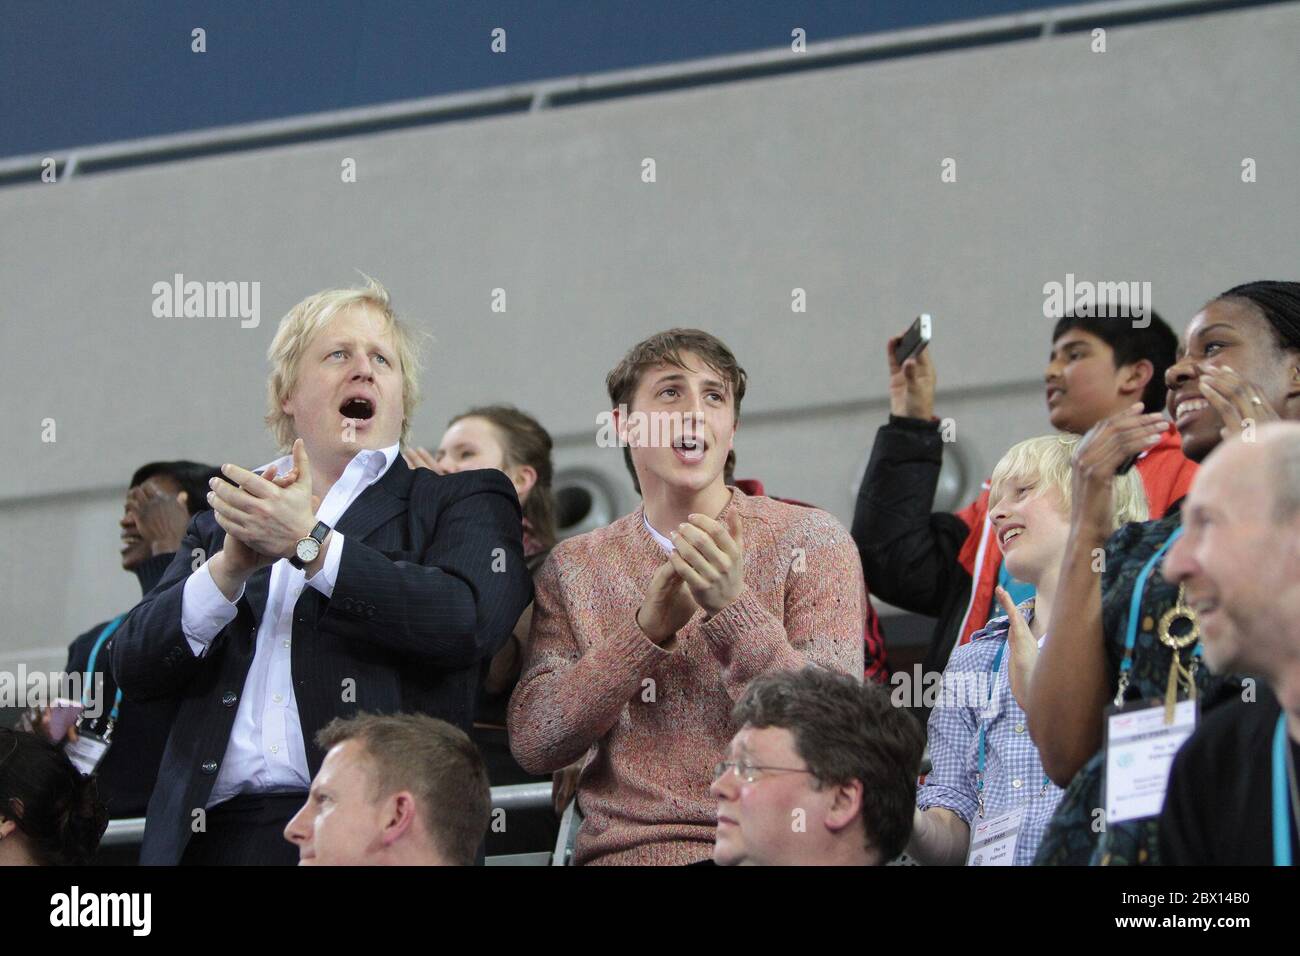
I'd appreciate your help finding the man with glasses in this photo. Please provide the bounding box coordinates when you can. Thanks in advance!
[709,667,924,866]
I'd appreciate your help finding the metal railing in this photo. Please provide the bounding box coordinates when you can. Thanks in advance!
[0,0,1286,188]
[99,781,555,849]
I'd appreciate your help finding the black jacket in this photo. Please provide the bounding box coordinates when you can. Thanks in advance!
[110,459,533,865]
[65,553,179,819]
[851,415,973,683]
[1159,684,1298,865]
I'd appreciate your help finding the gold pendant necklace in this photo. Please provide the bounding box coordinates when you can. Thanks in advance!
[1156,583,1200,724]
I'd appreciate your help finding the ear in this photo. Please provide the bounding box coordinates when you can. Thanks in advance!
[379,791,419,847]
[1120,358,1154,400]
[823,778,864,833]
[511,464,537,500]
[612,405,628,444]
[1288,360,1300,396]
[0,815,16,840]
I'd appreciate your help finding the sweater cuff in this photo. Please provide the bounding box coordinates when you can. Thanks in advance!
[699,588,779,652]
[605,612,676,675]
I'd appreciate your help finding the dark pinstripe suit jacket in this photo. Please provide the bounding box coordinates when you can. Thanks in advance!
[110,458,533,865]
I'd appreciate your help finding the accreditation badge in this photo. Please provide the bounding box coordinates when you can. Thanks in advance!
[64,729,113,777]
[966,805,1024,866]
[1103,698,1197,824]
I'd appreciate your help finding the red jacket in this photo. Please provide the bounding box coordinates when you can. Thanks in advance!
[950,427,1197,647]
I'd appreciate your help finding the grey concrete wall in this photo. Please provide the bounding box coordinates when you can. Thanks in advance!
[2,5,1298,675]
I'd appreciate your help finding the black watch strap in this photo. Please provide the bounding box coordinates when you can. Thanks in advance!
[290,520,332,569]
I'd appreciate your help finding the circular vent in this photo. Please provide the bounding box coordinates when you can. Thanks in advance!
[552,468,620,540]
[850,438,970,514]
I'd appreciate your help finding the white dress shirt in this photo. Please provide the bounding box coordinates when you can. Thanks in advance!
[643,512,675,554]
[180,443,400,807]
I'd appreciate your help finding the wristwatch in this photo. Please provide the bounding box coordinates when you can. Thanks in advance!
[290,520,331,570]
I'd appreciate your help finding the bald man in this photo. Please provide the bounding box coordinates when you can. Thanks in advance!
[1159,422,1300,865]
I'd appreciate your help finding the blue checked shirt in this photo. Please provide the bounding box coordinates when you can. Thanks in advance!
[915,605,1064,866]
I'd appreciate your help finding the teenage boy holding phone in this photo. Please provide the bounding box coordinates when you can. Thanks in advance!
[853,311,1194,690]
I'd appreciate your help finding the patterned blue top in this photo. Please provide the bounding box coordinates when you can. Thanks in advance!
[916,604,1064,866]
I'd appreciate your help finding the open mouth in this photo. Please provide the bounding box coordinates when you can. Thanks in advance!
[1046,386,1064,404]
[339,398,375,420]
[672,435,707,464]
[1174,397,1210,426]
[1000,526,1025,548]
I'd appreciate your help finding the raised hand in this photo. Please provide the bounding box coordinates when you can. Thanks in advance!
[1070,403,1167,539]
[210,462,291,577]
[1074,403,1169,481]
[209,439,316,561]
[996,586,1038,713]
[636,560,698,647]
[668,509,745,617]
[1198,364,1280,442]
[126,478,192,556]
[886,330,936,421]
[403,446,439,472]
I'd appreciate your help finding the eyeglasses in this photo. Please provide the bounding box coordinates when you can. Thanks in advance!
[713,759,816,785]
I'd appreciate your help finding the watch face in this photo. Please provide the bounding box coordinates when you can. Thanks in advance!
[296,536,321,564]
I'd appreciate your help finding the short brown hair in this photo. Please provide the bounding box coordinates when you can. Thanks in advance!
[605,329,747,494]
[449,405,556,550]
[316,713,489,865]
[733,667,924,862]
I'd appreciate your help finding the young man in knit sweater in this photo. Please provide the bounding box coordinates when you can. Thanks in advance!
[508,329,866,865]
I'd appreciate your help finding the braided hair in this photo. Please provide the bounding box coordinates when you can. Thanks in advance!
[1217,281,1300,351]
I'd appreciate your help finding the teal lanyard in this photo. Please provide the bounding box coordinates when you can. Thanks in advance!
[83,614,126,725]
[1273,712,1295,866]
[975,639,1049,817]
[1116,526,1201,704]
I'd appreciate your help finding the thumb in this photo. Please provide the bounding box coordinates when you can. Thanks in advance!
[995,587,1025,632]
[997,588,1038,660]
[311,494,321,512]
[727,507,743,551]
[293,439,311,487]
[649,559,675,592]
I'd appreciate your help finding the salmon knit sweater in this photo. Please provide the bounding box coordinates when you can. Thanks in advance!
[507,487,866,865]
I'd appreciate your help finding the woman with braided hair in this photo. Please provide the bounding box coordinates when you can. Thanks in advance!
[1030,280,1300,865]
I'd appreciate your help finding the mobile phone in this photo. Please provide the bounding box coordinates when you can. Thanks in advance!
[46,699,84,742]
[894,314,932,365]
